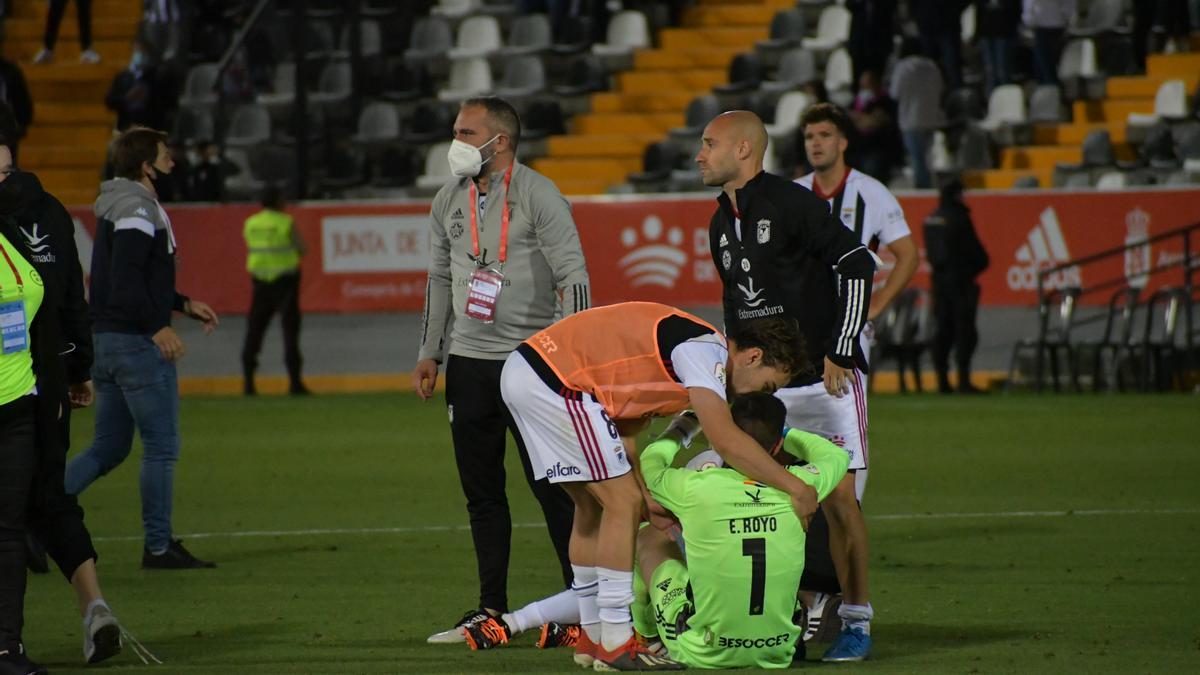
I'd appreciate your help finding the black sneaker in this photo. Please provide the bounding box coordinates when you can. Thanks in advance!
[142,539,216,569]
[0,643,48,675]
[426,608,493,644]
[289,382,311,396]
[24,534,48,574]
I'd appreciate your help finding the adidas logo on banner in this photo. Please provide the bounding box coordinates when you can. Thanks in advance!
[450,208,464,220]
[1007,207,1081,291]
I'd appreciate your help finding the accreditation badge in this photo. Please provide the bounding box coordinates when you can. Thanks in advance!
[465,266,504,323]
[0,299,29,354]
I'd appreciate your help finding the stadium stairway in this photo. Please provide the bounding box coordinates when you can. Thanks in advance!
[966,52,1200,189]
[2,0,140,206]
[531,0,790,195]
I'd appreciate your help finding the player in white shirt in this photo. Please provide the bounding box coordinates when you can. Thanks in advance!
[785,104,920,661]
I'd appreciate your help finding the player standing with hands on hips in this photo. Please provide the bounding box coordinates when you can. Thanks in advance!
[415,97,590,644]
[697,110,879,661]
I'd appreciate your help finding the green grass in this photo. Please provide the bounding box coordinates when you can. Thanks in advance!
[22,393,1200,673]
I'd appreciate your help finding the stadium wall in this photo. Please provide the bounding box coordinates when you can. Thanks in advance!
[68,188,1198,314]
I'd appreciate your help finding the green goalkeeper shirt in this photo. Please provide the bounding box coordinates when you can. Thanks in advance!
[640,428,849,669]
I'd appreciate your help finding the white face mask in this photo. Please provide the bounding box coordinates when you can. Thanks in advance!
[447,134,500,178]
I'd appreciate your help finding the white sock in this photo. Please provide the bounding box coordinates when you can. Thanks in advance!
[504,588,580,634]
[838,602,873,634]
[571,564,601,642]
[83,599,110,627]
[596,566,634,651]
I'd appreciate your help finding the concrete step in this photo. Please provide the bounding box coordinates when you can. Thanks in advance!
[26,124,113,147]
[23,62,124,83]
[547,134,659,158]
[684,4,779,27]
[21,144,110,168]
[1106,72,1200,98]
[3,38,133,65]
[27,78,110,102]
[1146,52,1200,78]
[1072,98,1154,123]
[8,0,139,20]
[554,178,618,195]
[660,27,767,50]
[634,47,742,70]
[617,69,727,93]
[591,90,698,113]
[5,17,139,42]
[1032,122,1128,145]
[574,112,684,135]
[1000,143,1137,170]
[34,103,114,125]
[530,157,642,184]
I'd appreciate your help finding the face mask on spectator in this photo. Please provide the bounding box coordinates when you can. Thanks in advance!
[447,134,500,178]
[855,89,875,106]
[131,51,146,70]
[186,150,200,165]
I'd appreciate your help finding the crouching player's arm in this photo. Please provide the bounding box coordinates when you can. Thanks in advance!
[781,428,851,501]
[690,388,822,525]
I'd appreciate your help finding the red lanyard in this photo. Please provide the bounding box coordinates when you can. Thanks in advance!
[0,237,23,293]
[467,163,514,264]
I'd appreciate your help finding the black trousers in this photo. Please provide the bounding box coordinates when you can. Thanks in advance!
[28,399,98,581]
[932,281,981,384]
[44,0,93,50]
[445,354,574,612]
[241,272,303,386]
[0,396,37,647]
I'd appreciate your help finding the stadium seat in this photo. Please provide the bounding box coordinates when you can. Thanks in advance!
[257,62,296,110]
[1012,174,1041,188]
[406,102,454,144]
[713,53,763,99]
[869,287,930,394]
[415,141,454,190]
[178,63,220,109]
[1134,287,1191,391]
[1029,85,1066,124]
[304,20,337,60]
[1139,125,1181,169]
[222,147,265,198]
[551,15,594,56]
[404,16,453,65]
[362,0,400,18]
[437,57,493,102]
[1068,0,1129,38]
[352,102,401,144]
[756,8,806,53]
[336,19,383,58]
[309,61,353,107]
[501,13,552,57]
[1127,79,1189,129]
[553,54,608,97]
[431,0,481,19]
[978,84,1029,144]
[1058,38,1102,100]
[960,3,976,44]
[945,87,985,124]
[371,146,420,187]
[801,5,851,52]
[761,48,817,94]
[172,108,215,145]
[449,15,504,60]
[382,62,431,102]
[1094,170,1127,189]
[956,125,993,171]
[317,144,368,193]
[1176,124,1200,171]
[628,141,680,193]
[764,91,812,140]
[669,94,722,146]
[1055,129,1116,184]
[224,104,272,147]
[494,55,546,99]
[521,99,566,141]
[478,0,518,17]
[592,10,650,63]
[824,48,853,105]
[930,130,954,173]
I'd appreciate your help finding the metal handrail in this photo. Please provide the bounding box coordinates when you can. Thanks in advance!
[213,0,272,85]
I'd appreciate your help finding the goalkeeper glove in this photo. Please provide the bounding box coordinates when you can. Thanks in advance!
[661,411,701,447]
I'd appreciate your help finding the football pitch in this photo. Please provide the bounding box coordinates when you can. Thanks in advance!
[23,392,1200,674]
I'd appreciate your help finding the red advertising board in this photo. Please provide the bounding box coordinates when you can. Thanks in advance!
[67,188,1199,314]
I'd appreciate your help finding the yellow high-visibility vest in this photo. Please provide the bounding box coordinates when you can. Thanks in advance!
[243,209,300,282]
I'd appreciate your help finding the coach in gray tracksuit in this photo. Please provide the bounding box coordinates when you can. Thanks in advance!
[415,97,589,637]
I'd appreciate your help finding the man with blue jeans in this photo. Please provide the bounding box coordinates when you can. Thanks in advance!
[65,126,219,570]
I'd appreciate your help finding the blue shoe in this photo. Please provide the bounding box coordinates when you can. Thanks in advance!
[822,626,871,662]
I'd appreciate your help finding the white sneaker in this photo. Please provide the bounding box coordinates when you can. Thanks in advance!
[32,48,53,64]
[80,49,101,64]
[84,603,122,664]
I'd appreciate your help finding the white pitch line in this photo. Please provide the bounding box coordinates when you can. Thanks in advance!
[89,507,1200,543]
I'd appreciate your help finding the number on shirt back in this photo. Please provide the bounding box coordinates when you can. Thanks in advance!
[742,537,766,615]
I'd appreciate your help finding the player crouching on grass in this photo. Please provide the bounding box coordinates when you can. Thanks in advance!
[493,301,819,671]
[630,393,849,669]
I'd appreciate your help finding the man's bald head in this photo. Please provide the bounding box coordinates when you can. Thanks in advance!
[696,110,768,189]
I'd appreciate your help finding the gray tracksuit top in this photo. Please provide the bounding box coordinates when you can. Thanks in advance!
[418,160,590,362]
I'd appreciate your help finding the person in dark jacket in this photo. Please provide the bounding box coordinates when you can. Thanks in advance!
[923,179,989,393]
[909,0,969,88]
[0,56,32,163]
[104,38,167,132]
[975,0,1021,93]
[64,127,221,570]
[0,143,140,665]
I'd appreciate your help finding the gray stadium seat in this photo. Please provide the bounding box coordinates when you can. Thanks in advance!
[256,62,296,110]
[178,63,220,109]
[801,5,851,52]
[437,57,493,103]
[956,125,993,171]
[761,48,817,94]
[309,61,353,107]
[404,16,453,65]
[352,102,401,144]
[756,9,806,51]
[669,95,721,144]
[449,15,504,60]
[172,108,215,145]
[1029,85,1066,124]
[501,13,552,57]
[1069,0,1129,38]
[224,105,272,147]
[415,141,454,190]
[494,55,546,99]
[336,20,383,58]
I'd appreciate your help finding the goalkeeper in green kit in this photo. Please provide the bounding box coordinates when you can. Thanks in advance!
[632,392,849,669]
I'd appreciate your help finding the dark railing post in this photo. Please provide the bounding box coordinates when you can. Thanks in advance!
[293,0,309,199]
[1035,272,1046,393]
[1183,230,1194,384]
[348,0,362,122]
